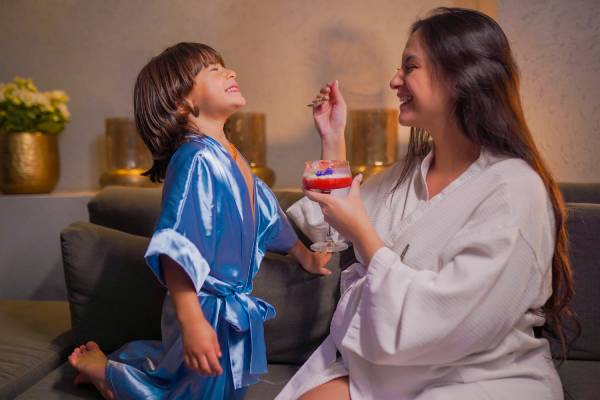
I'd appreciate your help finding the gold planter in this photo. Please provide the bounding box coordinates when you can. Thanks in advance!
[225,112,276,187]
[0,132,60,194]
[345,109,398,181]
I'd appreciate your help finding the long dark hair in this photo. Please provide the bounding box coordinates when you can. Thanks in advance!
[134,43,224,182]
[397,8,577,359]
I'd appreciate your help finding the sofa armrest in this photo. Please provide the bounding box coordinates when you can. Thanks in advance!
[559,183,600,204]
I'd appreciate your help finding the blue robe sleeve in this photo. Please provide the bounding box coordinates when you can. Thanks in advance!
[266,204,298,253]
[144,148,215,294]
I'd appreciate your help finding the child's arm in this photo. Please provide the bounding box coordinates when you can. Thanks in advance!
[288,240,332,276]
[161,255,223,376]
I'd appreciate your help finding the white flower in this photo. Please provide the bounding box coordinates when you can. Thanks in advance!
[57,103,70,120]
[36,93,53,111]
[1,77,70,134]
[13,89,52,110]
[47,90,69,102]
[14,89,33,106]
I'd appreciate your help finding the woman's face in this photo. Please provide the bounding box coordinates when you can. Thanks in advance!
[186,63,246,117]
[390,31,454,130]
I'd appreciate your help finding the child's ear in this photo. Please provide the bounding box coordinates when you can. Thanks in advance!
[177,100,200,120]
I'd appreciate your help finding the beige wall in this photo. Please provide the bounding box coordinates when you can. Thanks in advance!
[498,0,600,182]
[1,0,597,191]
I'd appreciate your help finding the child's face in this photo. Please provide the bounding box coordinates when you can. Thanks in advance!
[186,63,246,118]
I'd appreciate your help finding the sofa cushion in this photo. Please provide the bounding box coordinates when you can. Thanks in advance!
[87,186,162,237]
[0,300,72,400]
[61,222,165,353]
[15,361,299,400]
[255,248,355,365]
[557,360,600,400]
[61,217,344,365]
[562,203,600,360]
[246,363,300,399]
[87,186,305,239]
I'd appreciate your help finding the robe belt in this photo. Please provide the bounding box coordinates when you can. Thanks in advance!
[200,275,276,389]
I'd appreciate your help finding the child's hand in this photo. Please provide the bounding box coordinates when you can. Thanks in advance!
[301,250,333,276]
[181,319,223,376]
[289,240,333,276]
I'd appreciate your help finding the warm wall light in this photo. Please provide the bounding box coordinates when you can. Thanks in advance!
[346,109,398,180]
[225,112,276,187]
[453,0,497,19]
[99,117,157,187]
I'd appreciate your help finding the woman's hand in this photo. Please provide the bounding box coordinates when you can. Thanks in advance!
[310,80,347,160]
[304,174,385,264]
[181,318,223,376]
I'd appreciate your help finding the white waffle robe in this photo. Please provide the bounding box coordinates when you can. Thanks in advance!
[277,149,563,400]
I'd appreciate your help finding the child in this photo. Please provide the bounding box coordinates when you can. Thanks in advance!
[68,42,331,399]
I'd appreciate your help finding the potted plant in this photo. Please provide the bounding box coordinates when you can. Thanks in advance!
[0,77,70,194]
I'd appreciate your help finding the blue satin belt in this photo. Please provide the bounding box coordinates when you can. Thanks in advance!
[201,274,275,389]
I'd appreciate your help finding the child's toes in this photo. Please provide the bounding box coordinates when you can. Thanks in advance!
[85,341,100,351]
[68,353,78,367]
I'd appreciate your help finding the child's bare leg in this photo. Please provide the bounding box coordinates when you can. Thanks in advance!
[68,341,115,400]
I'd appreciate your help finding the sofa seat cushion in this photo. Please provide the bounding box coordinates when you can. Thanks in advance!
[557,360,600,400]
[246,364,300,399]
[16,362,299,399]
[0,300,72,400]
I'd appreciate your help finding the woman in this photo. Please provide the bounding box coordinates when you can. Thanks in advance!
[277,8,575,400]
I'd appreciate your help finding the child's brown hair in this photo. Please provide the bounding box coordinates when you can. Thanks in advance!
[134,42,224,182]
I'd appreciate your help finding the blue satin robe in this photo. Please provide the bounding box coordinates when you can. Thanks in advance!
[105,135,298,399]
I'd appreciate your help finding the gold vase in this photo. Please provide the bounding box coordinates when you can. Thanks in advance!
[225,112,276,187]
[345,109,398,181]
[99,118,158,187]
[0,131,60,194]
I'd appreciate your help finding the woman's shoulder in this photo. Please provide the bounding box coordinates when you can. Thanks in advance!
[483,152,548,209]
[475,152,555,248]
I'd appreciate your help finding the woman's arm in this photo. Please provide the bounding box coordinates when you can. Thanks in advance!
[161,255,223,375]
[311,80,347,161]
[339,226,544,366]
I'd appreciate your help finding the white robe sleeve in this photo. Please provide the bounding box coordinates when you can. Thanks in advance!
[340,225,546,366]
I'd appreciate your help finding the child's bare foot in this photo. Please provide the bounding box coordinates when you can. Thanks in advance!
[68,341,115,400]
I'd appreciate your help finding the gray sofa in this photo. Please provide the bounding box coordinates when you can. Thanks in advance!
[1,184,598,399]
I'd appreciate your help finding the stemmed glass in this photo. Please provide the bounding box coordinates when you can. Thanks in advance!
[303,160,353,252]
